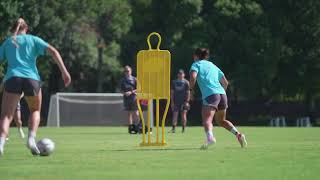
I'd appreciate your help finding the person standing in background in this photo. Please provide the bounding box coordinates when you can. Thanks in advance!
[120,65,140,134]
[170,69,190,133]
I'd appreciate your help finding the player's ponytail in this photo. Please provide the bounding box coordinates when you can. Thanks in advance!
[11,18,28,48]
[194,48,210,60]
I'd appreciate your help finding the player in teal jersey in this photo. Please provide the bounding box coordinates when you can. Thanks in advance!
[0,18,71,156]
[189,48,247,149]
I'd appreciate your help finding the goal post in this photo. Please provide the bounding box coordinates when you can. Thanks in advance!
[47,93,153,127]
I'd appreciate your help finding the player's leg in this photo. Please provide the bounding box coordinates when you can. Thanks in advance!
[0,91,21,155]
[181,110,187,133]
[24,91,42,155]
[214,94,247,148]
[127,111,134,134]
[24,79,42,155]
[200,106,216,149]
[132,110,140,133]
[170,110,179,133]
[215,110,247,148]
[14,102,25,139]
[181,103,190,133]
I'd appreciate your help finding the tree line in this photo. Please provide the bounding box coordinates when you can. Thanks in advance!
[1,0,319,112]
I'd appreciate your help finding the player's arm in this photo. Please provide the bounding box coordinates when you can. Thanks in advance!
[46,45,71,87]
[220,76,229,90]
[189,71,197,101]
[170,89,175,110]
[185,81,191,103]
[132,77,137,94]
[120,80,133,97]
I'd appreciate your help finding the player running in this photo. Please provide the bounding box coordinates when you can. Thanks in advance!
[120,65,140,134]
[189,48,247,149]
[170,69,190,133]
[0,18,71,156]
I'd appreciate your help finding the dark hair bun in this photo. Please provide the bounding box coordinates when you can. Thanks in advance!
[194,48,210,59]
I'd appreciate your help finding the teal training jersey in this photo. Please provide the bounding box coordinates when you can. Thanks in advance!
[0,34,49,81]
[190,60,226,100]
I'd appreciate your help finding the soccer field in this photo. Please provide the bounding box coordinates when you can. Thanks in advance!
[0,127,319,180]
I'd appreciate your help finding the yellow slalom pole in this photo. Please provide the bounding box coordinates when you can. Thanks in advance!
[147,99,151,144]
[156,98,160,144]
[161,99,170,144]
[136,98,146,145]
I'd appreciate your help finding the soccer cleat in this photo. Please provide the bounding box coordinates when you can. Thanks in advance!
[237,133,247,148]
[168,129,176,133]
[27,139,40,156]
[6,137,9,141]
[19,128,25,139]
[0,147,3,156]
[200,136,216,150]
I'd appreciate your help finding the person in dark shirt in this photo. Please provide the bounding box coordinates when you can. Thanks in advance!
[120,65,139,134]
[170,69,190,133]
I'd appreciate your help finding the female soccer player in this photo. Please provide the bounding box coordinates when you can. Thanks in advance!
[170,69,190,133]
[189,48,247,149]
[0,18,71,156]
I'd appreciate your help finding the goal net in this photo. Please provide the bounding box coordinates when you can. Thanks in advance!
[47,93,153,127]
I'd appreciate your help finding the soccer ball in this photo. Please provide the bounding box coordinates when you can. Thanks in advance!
[37,138,55,156]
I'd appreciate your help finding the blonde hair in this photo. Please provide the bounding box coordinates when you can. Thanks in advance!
[11,18,28,48]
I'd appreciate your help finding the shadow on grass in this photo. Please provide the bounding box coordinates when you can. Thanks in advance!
[105,147,200,152]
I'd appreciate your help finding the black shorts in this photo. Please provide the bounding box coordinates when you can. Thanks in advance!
[173,103,190,112]
[4,77,41,96]
[203,94,228,110]
[124,100,138,111]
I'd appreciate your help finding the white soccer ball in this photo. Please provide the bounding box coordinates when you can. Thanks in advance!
[37,138,55,156]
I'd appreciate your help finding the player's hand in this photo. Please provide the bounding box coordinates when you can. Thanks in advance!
[171,103,174,111]
[125,91,132,97]
[184,102,190,108]
[190,93,194,101]
[62,71,71,87]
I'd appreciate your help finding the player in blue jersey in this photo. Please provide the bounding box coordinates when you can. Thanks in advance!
[0,18,71,156]
[189,48,247,149]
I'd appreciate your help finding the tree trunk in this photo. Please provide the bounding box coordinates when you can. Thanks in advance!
[97,37,104,93]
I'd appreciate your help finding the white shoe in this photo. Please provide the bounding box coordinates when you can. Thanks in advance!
[0,147,3,156]
[5,137,9,141]
[200,136,216,150]
[27,138,40,156]
[18,128,25,139]
[237,134,247,148]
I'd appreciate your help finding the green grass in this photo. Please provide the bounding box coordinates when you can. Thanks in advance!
[0,127,319,180]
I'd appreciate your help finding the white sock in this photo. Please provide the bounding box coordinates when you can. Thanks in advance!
[231,127,239,136]
[28,131,36,139]
[28,131,36,145]
[0,137,6,149]
[206,130,214,139]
